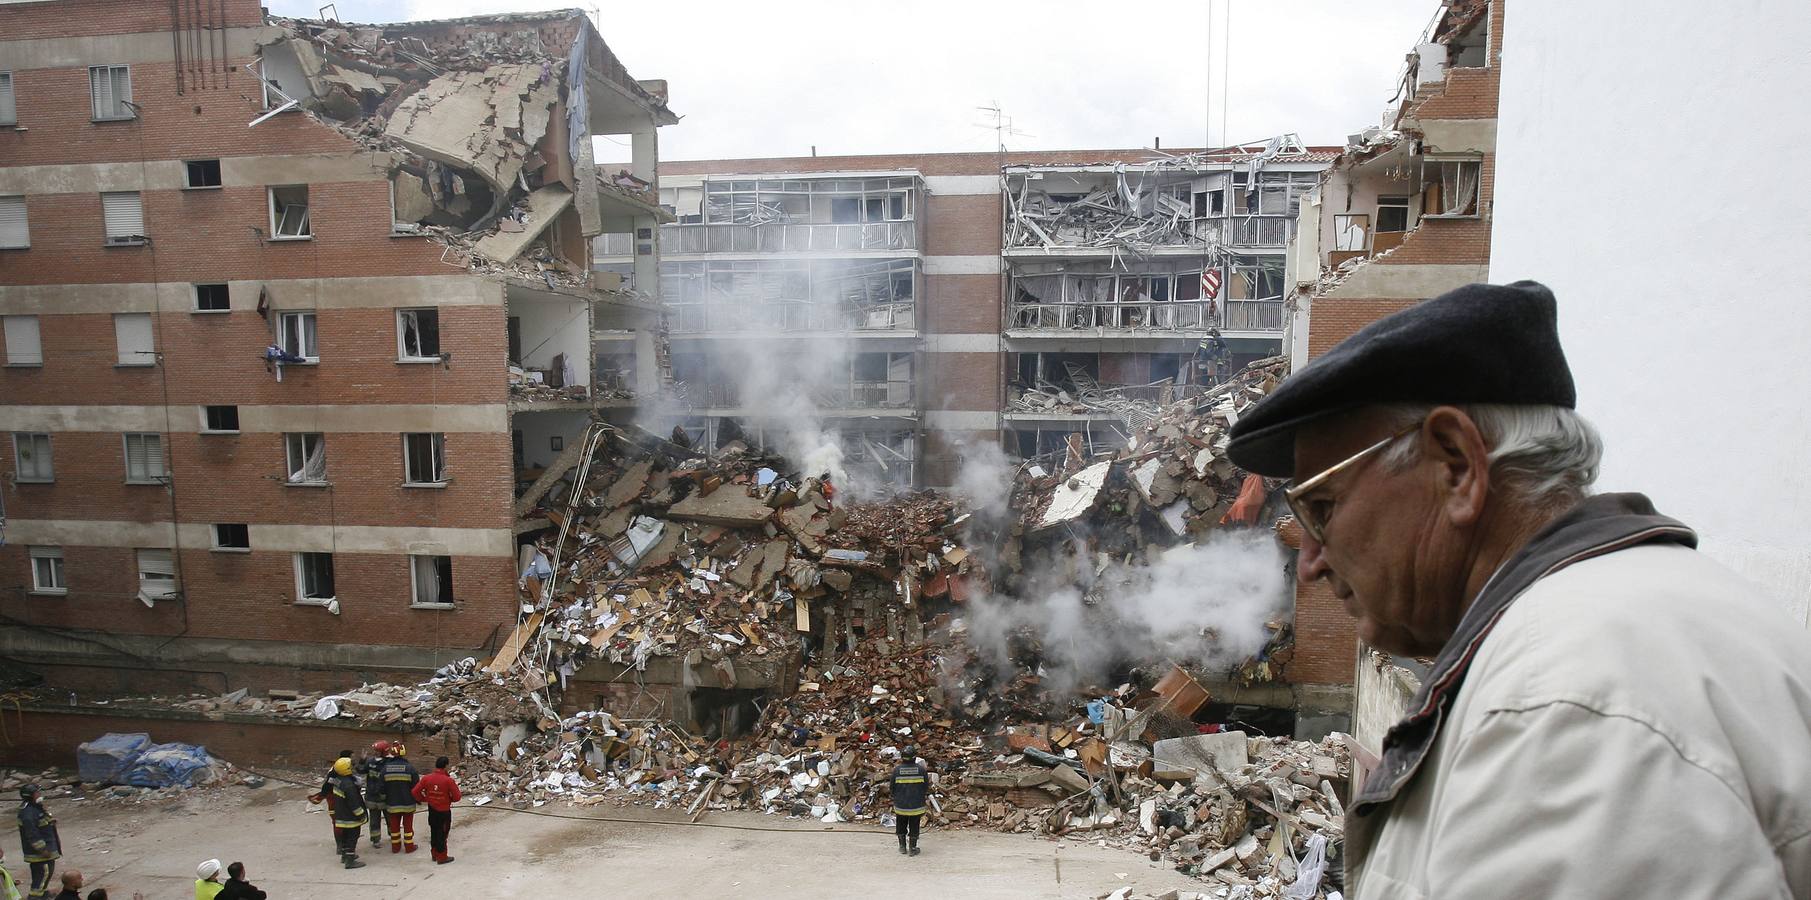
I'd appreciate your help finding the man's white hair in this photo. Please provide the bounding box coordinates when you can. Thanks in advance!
[1376,404,1603,513]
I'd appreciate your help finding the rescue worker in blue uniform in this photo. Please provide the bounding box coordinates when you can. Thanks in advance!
[16,784,60,900]
[379,743,421,854]
[887,747,929,857]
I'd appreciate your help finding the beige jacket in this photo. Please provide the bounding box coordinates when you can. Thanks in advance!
[1349,542,1811,899]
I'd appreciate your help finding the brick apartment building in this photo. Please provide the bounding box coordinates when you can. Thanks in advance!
[0,1,673,693]
[1284,0,1503,695]
[597,142,1333,489]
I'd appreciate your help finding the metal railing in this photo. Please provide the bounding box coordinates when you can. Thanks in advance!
[667,301,914,334]
[660,221,916,254]
[1224,300,1286,331]
[1009,300,1220,331]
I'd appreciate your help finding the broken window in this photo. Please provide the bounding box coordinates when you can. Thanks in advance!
[183,160,222,189]
[277,311,317,361]
[12,432,52,482]
[194,283,229,312]
[410,555,454,607]
[829,197,861,224]
[122,432,165,483]
[1334,214,1371,252]
[0,195,27,249]
[29,546,64,594]
[295,552,335,603]
[101,191,145,245]
[0,72,14,126]
[138,549,177,602]
[202,405,238,432]
[4,315,41,366]
[284,432,325,484]
[211,523,249,551]
[403,432,446,484]
[1424,160,1480,217]
[268,185,310,238]
[113,312,154,365]
[397,308,440,360]
[89,65,132,121]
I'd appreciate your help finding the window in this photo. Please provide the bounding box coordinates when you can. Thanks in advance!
[137,549,176,602]
[89,65,132,121]
[410,555,454,607]
[1333,214,1371,252]
[183,160,222,189]
[277,311,317,361]
[0,195,26,248]
[284,432,326,484]
[295,552,335,603]
[101,191,145,245]
[0,72,15,126]
[1425,160,1481,217]
[201,405,239,432]
[3,315,41,365]
[122,432,165,483]
[211,523,250,551]
[113,312,154,365]
[12,432,52,482]
[194,283,229,312]
[829,197,860,224]
[396,309,439,360]
[403,432,446,485]
[268,185,310,238]
[29,547,64,595]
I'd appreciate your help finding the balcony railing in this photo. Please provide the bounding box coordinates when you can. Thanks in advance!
[667,301,914,334]
[661,221,916,254]
[1009,300,1219,331]
[1224,300,1286,331]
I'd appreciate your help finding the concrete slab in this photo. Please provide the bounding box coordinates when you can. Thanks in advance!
[1152,731,1248,777]
[666,489,774,528]
[474,185,574,263]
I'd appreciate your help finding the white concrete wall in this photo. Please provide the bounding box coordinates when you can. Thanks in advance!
[1489,1,1811,626]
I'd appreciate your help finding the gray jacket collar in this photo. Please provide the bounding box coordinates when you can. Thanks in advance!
[1352,492,1697,811]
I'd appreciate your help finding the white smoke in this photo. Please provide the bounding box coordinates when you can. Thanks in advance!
[961,528,1289,695]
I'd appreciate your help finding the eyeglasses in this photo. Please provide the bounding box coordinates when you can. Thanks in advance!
[1284,420,1423,544]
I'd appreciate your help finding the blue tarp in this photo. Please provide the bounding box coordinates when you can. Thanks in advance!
[76,733,150,784]
[121,742,214,788]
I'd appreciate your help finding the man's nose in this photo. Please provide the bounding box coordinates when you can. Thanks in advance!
[1298,532,1331,584]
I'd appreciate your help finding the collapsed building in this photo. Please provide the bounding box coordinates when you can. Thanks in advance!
[0,2,674,692]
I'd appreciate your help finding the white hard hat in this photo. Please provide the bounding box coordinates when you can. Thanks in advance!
[197,859,222,880]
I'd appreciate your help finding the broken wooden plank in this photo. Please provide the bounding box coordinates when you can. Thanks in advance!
[485,611,545,674]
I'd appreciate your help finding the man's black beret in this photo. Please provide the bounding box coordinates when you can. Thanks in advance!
[1226,280,1575,476]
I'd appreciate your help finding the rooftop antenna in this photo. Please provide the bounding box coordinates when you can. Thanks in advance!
[974,102,1034,153]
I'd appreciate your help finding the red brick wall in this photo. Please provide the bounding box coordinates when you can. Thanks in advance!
[920,352,998,413]
[0,544,516,649]
[923,274,1000,335]
[1306,298,1422,359]
[924,195,1001,257]
[0,0,263,40]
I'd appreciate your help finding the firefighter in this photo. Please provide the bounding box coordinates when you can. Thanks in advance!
[325,758,367,870]
[887,747,929,857]
[379,743,421,854]
[310,751,352,852]
[16,785,60,900]
[361,742,390,848]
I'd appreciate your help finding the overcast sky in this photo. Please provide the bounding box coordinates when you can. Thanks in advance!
[270,0,1437,162]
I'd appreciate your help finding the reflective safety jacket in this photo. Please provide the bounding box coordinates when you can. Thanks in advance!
[361,756,385,803]
[329,773,368,829]
[16,800,59,863]
[380,756,421,813]
[889,762,929,816]
[411,769,462,813]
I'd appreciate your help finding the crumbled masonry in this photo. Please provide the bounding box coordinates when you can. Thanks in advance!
[116,357,1338,894]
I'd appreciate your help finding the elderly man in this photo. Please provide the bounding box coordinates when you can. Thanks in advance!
[1227,281,1811,899]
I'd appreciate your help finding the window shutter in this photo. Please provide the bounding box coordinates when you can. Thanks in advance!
[0,73,15,124]
[4,316,41,365]
[114,313,153,364]
[125,434,161,480]
[90,66,111,119]
[0,196,27,248]
[102,191,143,240]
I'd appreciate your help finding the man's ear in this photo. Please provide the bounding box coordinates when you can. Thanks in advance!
[1421,406,1491,526]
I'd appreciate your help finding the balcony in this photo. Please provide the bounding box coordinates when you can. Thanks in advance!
[660,220,916,255]
[671,380,914,413]
[1004,166,1315,256]
[1010,300,1218,332]
[668,300,913,335]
